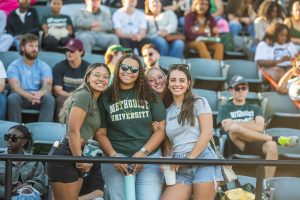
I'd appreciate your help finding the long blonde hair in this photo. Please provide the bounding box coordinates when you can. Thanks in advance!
[59,63,110,123]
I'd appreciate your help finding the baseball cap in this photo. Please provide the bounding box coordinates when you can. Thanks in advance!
[229,75,248,88]
[106,45,131,55]
[63,39,84,51]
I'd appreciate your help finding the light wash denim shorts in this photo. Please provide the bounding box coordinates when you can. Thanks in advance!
[173,146,223,185]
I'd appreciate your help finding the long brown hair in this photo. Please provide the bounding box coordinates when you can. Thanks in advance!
[164,64,198,126]
[59,63,110,123]
[109,53,156,104]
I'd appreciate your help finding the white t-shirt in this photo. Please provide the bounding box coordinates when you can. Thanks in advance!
[0,61,7,79]
[15,8,27,24]
[254,41,274,62]
[112,8,147,34]
[166,96,212,153]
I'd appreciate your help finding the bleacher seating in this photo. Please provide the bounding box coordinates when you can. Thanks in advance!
[158,56,184,71]
[0,120,19,152]
[265,177,300,200]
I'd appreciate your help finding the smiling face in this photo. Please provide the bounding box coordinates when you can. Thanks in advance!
[118,58,140,89]
[87,66,110,95]
[194,0,210,15]
[147,68,166,94]
[292,2,300,20]
[149,0,162,14]
[168,69,191,98]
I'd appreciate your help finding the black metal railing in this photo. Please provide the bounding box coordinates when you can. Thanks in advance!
[2,155,300,200]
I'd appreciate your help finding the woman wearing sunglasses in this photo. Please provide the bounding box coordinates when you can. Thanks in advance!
[47,63,110,200]
[96,53,166,200]
[161,64,223,200]
[0,125,46,199]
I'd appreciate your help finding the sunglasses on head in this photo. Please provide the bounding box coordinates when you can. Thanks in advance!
[233,86,248,92]
[120,64,139,74]
[4,134,24,142]
[168,64,190,70]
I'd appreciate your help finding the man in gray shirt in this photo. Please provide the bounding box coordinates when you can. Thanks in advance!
[74,0,119,53]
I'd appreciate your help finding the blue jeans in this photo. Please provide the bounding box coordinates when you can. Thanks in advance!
[101,150,163,200]
[13,37,21,52]
[149,36,184,58]
[0,93,6,120]
[229,22,255,37]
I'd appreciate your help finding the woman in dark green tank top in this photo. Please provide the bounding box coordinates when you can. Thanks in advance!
[284,1,300,47]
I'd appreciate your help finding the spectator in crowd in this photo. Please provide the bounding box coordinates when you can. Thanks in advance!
[277,57,300,95]
[161,64,223,200]
[0,0,36,16]
[0,124,46,198]
[47,63,111,200]
[53,38,90,121]
[184,0,224,60]
[41,0,74,52]
[6,0,39,51]
[7,34,55,123]
[145,0,184,58]
[284,0,300,50]
[0,60,6,120]
[162,0,192,27]
[141,43,168,74]
[0,10,13,52]
[255,23,298,84]
[255,1,283,41]
[209,0,223,18]
[113,0,149,54]
[217,75,298,178]
[146,67,166,99]
[74,0,119,54]
[97,53,166,200]
[104,44,131,85]
[227,0,257,37]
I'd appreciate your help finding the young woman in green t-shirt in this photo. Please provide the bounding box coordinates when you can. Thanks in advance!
[47,63,110,200]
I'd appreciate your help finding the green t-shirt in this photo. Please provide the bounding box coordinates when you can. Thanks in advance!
[98,88,166,156]
[67,88,101,141]
[210,0,217,14]
[41,14,72,29]
[217,101,263,126]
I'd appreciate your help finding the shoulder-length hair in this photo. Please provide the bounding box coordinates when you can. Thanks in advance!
[164,64,198,126]
[273,23,291,43]
[191,0,212,17]
[109,53,156,104]
[59,63,110,123]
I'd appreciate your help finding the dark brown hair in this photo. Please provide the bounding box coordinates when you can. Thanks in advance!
[19,33,39,56]
[273,23,291,43]
[109,53,156,104]
[164,64,198,126]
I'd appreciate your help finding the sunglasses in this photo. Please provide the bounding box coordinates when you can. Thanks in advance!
[143,52,153,58]
[120,64,139,74]
[233,86,248,92]
[4,134,25,142]
[168,64,190,70]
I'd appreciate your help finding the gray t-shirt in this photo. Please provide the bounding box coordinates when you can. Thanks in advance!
[166,96,212,153]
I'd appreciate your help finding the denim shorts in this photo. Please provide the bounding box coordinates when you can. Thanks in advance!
[173,146,223,185]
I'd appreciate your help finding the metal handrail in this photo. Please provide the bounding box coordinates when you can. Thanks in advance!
[2,155,300,200]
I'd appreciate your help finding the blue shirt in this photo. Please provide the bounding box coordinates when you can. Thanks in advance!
[7,58,52,92]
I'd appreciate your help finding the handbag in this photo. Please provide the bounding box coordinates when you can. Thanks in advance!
[211,137,237,185]
[11,185,41,200]
[221,188,255,200]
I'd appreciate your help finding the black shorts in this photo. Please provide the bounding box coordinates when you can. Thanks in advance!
[46,138,83,183]
[225,136,265,158]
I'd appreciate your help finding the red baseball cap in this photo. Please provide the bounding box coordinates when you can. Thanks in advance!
[63,39,84,51]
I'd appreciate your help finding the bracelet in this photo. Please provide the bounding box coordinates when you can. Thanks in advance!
[139,147,150,156]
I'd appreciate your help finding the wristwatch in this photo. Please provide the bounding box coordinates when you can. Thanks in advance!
[139,147,150,156]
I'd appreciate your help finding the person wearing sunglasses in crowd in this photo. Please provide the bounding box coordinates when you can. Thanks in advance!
[161,64,223,200]
[0,125,46,199]
[52,38,90,121]
[96,53,166,200]
[217,75,299,178]
[47,63,110,200]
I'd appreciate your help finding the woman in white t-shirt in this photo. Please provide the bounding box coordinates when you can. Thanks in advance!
[161,64,223,200]
[255,23,298,85]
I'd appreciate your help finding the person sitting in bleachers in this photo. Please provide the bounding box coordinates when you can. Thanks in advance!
[74,0,119,54]
[112,0,149,54]
[6,0,39,51]
[53,38,90,121]
[145,0,184,58]
[284,0,300,50]
[254,1,283,41]
[0,60,6,120]
[41,0,74,52]
[0,10,13,52]
[141,43,167,74]
[255,23,298,85]
[104,44,131,85]
[217,75,299,178]
[0,0,36,16]
[184,0,224,60]
[7,34,55,123]
[0,124,46,199]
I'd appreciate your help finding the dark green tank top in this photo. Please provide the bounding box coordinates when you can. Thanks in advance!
[290,19,300,38]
